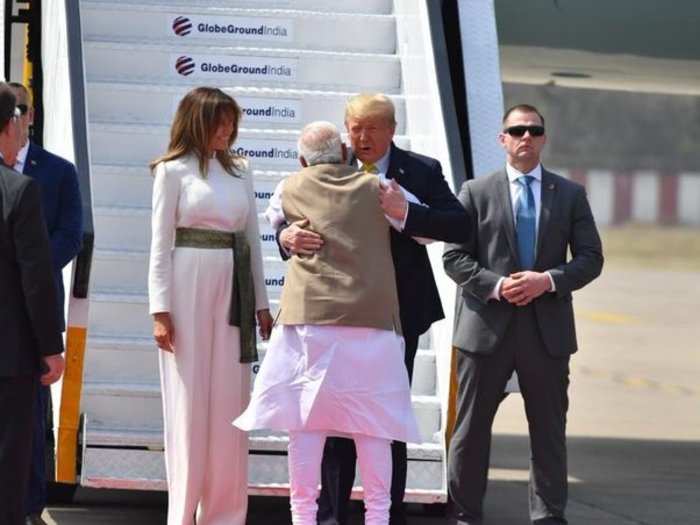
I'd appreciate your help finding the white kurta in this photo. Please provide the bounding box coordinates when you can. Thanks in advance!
[148,154,268,525]
[235,324,421,443]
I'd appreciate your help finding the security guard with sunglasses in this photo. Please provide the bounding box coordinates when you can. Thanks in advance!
[443,104,603,525]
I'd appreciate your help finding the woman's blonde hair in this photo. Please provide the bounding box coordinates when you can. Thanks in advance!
[150,86,243,177]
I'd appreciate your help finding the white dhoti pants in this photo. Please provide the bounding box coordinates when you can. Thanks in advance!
[159,247,250,525]
[288,431,392,525]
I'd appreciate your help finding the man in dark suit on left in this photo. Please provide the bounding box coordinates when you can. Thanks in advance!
[8,82,82,525]
[0,82,65,525]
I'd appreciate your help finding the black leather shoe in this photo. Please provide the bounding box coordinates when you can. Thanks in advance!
[26,513,48,525]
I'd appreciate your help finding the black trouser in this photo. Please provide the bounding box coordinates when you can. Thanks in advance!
[25,383,49,515]
[0,374,36,525]
[448,306,570,525]
[316,332,420,525]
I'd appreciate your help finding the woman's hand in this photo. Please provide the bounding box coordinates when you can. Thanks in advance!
[256,309,274,341]
[153,312,175,352]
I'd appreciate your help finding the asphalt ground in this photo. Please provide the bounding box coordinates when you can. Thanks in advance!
[43,226,700,524]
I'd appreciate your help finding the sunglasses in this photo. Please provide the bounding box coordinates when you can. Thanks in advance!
[16,103,28,116]
[504,125,545,137]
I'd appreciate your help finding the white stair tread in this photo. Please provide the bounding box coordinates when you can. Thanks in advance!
[84,427,443,460]
[83,41,401,93]
[84,39,399,59]
[81,3,396,54]
[92,163,295,180]
[82,2,393,19]
[93,246,282,263]
[80,0,393,16]
[87,83,408,132]
[88,80,404,98]
[83,379,439,405]
[83,380,160,397]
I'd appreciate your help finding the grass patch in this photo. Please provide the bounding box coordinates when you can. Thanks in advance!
[599,225,700,271]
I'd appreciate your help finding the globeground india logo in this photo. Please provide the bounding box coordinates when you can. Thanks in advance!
[172,16,193,36]
[175,56,195,76]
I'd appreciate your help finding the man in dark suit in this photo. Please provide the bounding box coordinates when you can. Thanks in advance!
[279,93,469,525]
[443,104,603,524]
[0,82,65,525]
[8,82,82,525]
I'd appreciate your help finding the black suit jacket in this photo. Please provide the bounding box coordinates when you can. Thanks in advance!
[0,164,63,377]
[383,144,469,337]
[443,168,603,357]
[278,143,469,338]
[23,142,83,331]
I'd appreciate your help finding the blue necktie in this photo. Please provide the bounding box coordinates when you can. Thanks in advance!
[515,175,536,270]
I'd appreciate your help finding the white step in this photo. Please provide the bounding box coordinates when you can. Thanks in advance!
[79,0,393,16]
[88,122,409,169]
[92,204,280,256]
[81,444,441,494]
[89,288,282,340]
[83,332,437,396]
[91,247,286,297]
[412,349,437,396]
[86,82,408,134]
[84,333,270,386]
[89,123,296,169]
[83,41,401,93]
[81,381,161,430]
[84,335,158,384]
[91,164,288,212]
[83,426,441,460]
[81,3,396,54]
[80,376,440,442]
[84,332,437,400]
[90,249,151,294]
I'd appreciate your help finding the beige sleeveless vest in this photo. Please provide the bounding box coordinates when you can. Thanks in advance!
[279,163,401,334]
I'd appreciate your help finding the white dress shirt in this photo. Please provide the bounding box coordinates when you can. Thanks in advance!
[13,141,30,173]
[489,163,555,300]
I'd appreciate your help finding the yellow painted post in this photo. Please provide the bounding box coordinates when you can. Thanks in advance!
[56,326,88,483]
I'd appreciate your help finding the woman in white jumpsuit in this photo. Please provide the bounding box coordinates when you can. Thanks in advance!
[148,87,272,525]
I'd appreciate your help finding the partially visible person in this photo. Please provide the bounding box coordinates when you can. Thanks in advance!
[444,104,603,525]
[0,82,65,525]
[276,93,469,525]
[235,121,422,525]
[8,82,83,525]
[148,86,273,525]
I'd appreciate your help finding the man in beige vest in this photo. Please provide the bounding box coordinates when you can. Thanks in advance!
[235,121,421,525]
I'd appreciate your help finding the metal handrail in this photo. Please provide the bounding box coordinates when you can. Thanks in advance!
[65,0,94,299]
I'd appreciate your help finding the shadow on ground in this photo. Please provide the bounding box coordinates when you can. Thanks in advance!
[46,434,700,524]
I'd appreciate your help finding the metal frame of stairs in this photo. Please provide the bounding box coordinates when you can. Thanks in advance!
[49,0,483,504]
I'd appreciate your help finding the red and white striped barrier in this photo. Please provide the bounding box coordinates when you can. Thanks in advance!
[556,169,700,226]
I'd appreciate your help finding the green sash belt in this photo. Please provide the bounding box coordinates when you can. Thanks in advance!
[174,227,257,363]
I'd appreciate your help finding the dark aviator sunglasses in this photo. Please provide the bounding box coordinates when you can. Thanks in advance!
[504,125,545,137]
[16,103,28,116]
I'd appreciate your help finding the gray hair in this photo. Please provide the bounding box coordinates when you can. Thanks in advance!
[297,121,343,166]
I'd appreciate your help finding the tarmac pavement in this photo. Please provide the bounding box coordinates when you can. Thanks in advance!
[42,265,700,524]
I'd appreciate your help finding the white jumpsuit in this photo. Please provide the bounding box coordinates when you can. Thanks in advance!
[148,154,268,525]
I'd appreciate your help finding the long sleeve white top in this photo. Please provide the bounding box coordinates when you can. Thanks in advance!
[148,154,269,314]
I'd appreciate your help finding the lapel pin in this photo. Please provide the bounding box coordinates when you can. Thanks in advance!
[399,168,405,175]
[548,183,555,190]
[30,160,37,166]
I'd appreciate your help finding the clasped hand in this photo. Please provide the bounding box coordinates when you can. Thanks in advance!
[500,271,551,306]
